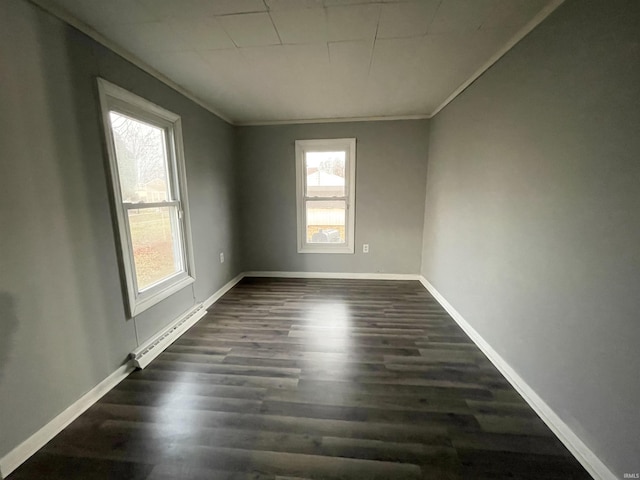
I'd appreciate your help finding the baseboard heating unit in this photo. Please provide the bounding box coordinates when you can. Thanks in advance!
[130,303,207,369]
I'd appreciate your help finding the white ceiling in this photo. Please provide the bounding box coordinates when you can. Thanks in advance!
[39,0,558,124]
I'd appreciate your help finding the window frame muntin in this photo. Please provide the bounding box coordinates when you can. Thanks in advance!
[295,138,356,254]
[97,78,196,317]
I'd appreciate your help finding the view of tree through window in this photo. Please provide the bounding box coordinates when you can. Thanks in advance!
[99,79,195,315]
[109,112,181,290]
[110,112,169,203]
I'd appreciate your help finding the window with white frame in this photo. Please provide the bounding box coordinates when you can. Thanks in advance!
[97,78,196,316]
[295,138,356,254]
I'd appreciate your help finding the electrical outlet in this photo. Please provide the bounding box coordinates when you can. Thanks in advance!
[363,244,369,253]
[219,252,225,263]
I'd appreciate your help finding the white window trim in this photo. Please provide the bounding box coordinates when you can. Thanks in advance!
[295,138,356,254]
[97,78,196,317]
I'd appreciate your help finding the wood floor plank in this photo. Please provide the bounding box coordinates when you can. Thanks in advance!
[9,277,590,479]
[85,402,453,445]
[116,378,267,400]
[147,463,276,480]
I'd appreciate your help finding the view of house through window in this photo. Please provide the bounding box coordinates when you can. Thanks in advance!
[296,138,356,254]
[305,151,346,244]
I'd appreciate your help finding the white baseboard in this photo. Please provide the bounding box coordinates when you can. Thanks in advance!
[130,303,207,369]
[0,363,134,479]
[203,273,245,309]
[244,271,420,281]
[418,276,615,480]
[5,273,609,479]
[0,275,247,479]
[131,274,247,369]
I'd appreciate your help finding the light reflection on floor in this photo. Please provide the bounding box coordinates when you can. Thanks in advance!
[151,373,200,437]
[299,301,353,383]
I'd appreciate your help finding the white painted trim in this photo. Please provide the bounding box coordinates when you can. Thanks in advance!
[28,0,563,127]
[27,0,234,125]
[130,273,248,369]
[97,78,197,318]
[295,138,356,254]
[0,273,249,478]
[0,363,133,479]
[130,303,207,369]
[132,276,196,318]
[244,271,420,280]
[417,276,615,480]
[6,272,611,480]
[430,0,565,118]
[238,114,432,126]
[97,78,181,122]
[203,273,245,309]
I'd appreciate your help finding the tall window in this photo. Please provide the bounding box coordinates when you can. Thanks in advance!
[295,138,356,254]
[98,79,195,316]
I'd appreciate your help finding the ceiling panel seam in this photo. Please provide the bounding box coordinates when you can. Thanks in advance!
[26,0,565,126]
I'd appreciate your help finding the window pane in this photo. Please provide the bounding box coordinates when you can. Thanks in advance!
[306,200,346,243]
[128,207,183,290]
[305,151,346,197]
[110,111,170,203]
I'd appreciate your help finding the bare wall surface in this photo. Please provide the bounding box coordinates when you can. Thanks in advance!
[238,121,429,274]
[421,0,640,476]
[0,0,239,460]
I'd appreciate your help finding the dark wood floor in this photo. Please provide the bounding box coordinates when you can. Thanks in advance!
[10,278,591,479]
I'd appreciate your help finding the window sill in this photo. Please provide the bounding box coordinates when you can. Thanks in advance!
[298,246,354,254]
[130,274,195,317]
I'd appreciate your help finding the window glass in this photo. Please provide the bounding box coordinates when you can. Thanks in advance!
[98,78,195,316]
[305,151,346,197]
[295,139,355,254]
[127,207,182,290]
[110,112,170,203]
[306,200,346,244]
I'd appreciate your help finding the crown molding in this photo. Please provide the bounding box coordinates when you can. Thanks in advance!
[429,0,565,118]
[28,0,235,125]
[236,113,432,127]
[28,0,564,127]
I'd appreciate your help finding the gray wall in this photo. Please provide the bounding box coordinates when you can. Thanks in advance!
[237,121,429,274]
[421,0,640,476]
[0,0,240,460]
